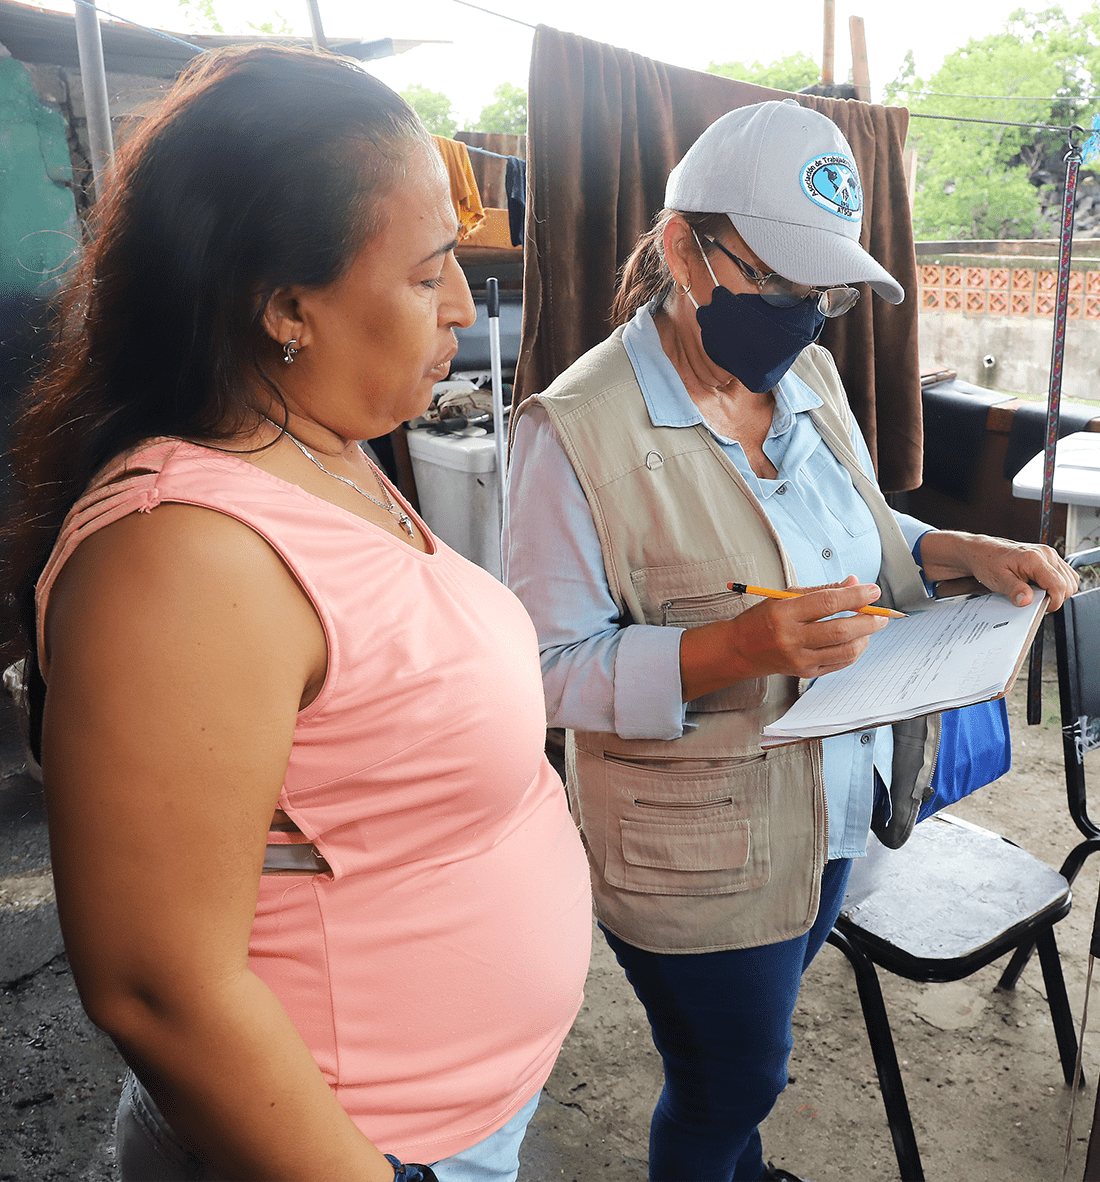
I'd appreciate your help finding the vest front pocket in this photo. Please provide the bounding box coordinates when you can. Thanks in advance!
[659,591,768,713]
[601,755,771,896]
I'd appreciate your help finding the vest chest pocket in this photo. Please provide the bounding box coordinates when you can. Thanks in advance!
[602,755,771,896]
[660,591,768,713]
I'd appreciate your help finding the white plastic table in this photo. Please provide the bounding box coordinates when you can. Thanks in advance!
[1012,430,1100,554]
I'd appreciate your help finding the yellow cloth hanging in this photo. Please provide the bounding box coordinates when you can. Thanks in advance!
[432,136,485,239]
[461,207,515,249]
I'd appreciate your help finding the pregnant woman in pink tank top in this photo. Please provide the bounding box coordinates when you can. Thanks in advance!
[4,47,590,1182]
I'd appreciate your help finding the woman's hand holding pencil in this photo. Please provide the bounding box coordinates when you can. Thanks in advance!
[726,582,907,620]
[680,576,896,700]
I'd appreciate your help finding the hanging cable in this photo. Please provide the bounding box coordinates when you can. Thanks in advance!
[463,145,512,160]
[917,91,1096,103]
[907,111,1087,134]
[70,0,210,55]
[450,1,537,29]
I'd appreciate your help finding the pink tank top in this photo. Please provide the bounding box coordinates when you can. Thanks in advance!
[36,439,592,1162]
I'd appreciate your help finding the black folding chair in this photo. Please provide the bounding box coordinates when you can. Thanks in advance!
[824,551,1100,1181]
[827,816,1076,1181]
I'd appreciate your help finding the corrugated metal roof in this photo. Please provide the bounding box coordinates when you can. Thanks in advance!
[0,0,437,77]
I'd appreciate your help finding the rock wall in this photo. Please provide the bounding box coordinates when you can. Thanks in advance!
[0,48,78,299]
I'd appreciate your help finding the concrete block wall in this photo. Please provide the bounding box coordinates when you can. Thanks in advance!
[916,244,1100,405]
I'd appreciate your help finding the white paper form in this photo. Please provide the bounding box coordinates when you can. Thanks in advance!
[762,591,1047,744]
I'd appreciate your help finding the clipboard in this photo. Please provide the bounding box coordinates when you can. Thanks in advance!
[761,591,1048,746]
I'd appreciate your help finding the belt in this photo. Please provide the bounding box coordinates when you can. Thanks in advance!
[264,808,332,876]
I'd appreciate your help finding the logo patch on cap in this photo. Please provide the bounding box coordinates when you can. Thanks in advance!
[800,154,862,221]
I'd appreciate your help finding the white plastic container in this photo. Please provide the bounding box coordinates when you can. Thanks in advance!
[1012,431,1100,553]
[405,428,502,579]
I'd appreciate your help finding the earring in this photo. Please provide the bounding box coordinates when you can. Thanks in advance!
[282,339,299,365]
[675,280,692,296]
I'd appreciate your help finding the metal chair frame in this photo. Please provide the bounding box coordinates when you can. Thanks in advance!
[827,818,1077,1181]
[1000,546,1100,990]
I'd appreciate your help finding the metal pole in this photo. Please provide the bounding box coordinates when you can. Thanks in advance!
[304,0,328,50]
[73,0,114,192]
[486,278,507,530]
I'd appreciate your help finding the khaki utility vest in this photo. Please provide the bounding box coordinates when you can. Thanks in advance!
[519,329,937,953]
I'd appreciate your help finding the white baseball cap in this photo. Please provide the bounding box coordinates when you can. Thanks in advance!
[665,99,904,304]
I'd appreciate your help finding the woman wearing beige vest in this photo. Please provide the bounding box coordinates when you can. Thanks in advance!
[503,101,1076,1182]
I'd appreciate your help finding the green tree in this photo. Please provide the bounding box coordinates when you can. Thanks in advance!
[248,12,296,35]
[895,4,1100,239]
[882,49,917,107]
[175,1,296,34]
[176,0,224,33]
[706,52,820,94]
[465,83,527,135]
[401,84,457,138]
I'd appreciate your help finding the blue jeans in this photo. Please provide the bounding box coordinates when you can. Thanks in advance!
[602,857,852,1182]
[115,1070,541,1182]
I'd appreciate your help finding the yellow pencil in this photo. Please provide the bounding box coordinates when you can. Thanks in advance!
[726,582,907,619]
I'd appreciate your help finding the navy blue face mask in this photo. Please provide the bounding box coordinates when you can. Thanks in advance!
[693,284,826,394]
[686,234,827,393]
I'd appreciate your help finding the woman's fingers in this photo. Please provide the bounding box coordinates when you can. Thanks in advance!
[784,581,886,625]
[971,541,1078,611]
[682,580,892,696]
[919,531,1081,612]
[745,585,889,679]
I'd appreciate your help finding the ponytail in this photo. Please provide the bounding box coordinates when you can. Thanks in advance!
[611,210,731,326]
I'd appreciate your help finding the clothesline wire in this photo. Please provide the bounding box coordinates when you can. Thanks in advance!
[72,0,537,61]
[463,144,514,160]
[450,0,538,29]
[52,4,1100,113]
[907,111,1087,134]
[916,91,1097,103]
[58,1,1095,147]
[66,2,1095,124]
[70,0,210,55]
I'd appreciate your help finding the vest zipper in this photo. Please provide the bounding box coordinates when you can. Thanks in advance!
[633,797,734,810]
[924,720,942,806]
[660,590,737,625]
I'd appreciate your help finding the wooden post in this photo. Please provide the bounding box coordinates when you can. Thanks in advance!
[850,15,871,102]
[822,0,835,85]
[903,148,917,210]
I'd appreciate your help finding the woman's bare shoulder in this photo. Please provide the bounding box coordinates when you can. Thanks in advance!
[53,501,287,608]
[44,501,325,688]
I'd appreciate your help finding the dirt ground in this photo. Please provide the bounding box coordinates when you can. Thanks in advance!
[2,640,1099,1182]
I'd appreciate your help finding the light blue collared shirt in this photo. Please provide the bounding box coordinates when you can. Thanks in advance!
[503,304,931,859]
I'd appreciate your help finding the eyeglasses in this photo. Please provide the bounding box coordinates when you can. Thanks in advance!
[702,236,860,318]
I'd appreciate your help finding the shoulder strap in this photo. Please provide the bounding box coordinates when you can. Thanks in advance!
[35,439,183,674]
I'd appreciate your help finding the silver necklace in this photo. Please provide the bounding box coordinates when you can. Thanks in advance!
[262,415,414,537]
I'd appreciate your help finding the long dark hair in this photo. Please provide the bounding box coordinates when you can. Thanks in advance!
[3,45,429,743]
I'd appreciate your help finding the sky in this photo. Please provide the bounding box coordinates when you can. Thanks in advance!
[51,0,1100,126]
